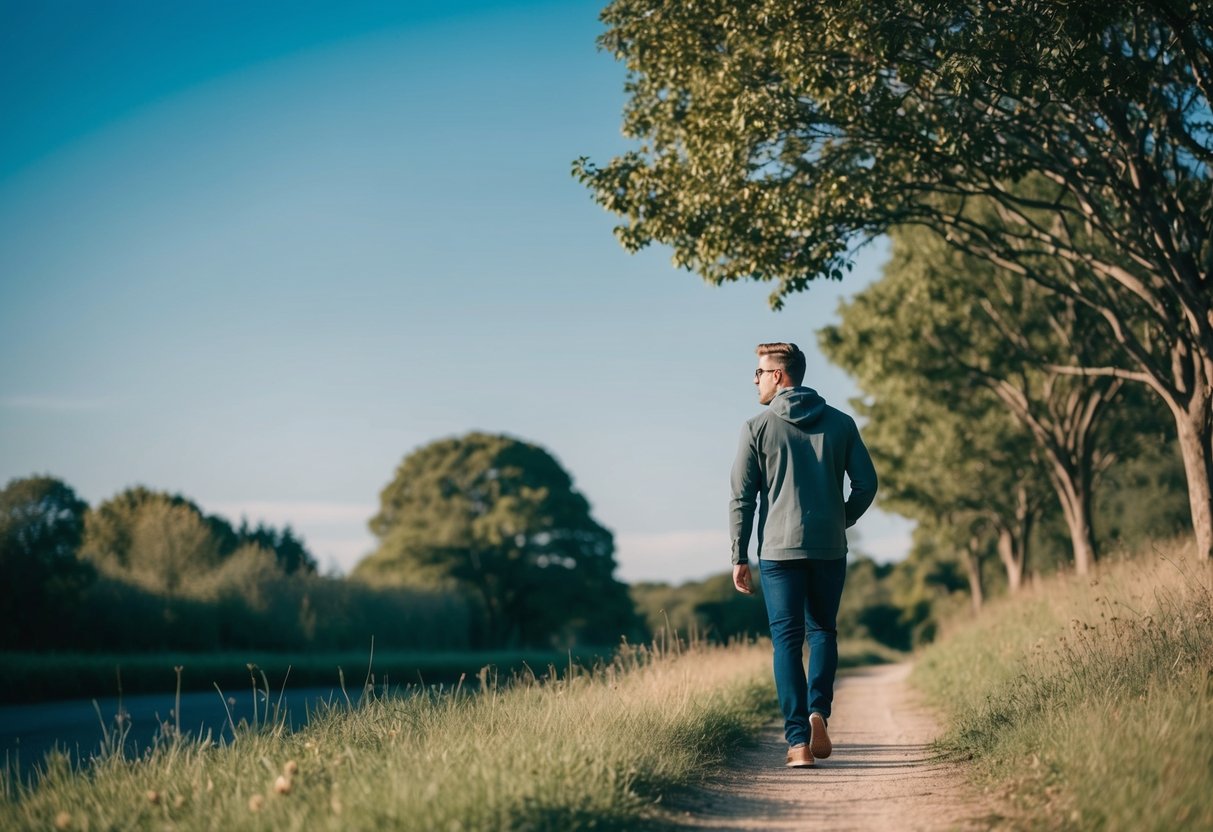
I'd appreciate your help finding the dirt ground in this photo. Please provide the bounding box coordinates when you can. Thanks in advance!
[660,663,1003,831]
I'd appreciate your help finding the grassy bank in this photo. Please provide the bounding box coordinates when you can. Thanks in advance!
[2,639,774,831]
[0,649,609,705]
[912,538,1213,831]
[1,636,899,705]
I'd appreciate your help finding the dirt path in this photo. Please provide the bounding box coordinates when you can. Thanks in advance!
[661,663,998,831]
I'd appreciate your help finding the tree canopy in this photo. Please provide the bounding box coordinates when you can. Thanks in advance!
[0,476,93,646]
[81,486,316,593]
[577,0,1213,558]
[355,433,639,647]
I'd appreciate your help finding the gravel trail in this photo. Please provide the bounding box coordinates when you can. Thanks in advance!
[661,663,999,831]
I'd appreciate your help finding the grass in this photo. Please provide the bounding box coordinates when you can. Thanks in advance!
[1,638,776,831]
[0,637,901,705]
[912,537,1213,831]
[0,648,610,705]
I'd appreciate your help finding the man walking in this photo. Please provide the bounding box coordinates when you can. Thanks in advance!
[730,342,878,768]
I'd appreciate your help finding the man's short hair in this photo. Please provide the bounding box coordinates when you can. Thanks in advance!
[756,342,807,386]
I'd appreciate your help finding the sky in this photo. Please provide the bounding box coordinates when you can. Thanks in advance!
[0,0,914,583]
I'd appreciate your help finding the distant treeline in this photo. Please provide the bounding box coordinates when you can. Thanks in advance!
[0,477,471,654]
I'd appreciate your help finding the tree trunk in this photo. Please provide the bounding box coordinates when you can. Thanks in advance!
[1171,392,1213,561]
[1048,465,1098,575]
[964,534,984,614]
[996,528,1023,592]
[995,485,1035,591]
[987,378,1112,576]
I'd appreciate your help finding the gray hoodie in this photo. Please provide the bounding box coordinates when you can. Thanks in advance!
[730,386,877,564]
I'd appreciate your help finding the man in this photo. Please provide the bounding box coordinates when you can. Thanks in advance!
[730,342,877,768]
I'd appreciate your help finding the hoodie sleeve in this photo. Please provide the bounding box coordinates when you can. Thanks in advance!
[729,422,762,564]
[844,419,878,528]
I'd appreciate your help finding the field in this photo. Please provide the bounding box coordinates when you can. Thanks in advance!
[912,537,1213,831]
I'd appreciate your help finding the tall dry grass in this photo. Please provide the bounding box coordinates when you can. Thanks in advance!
[913,537,1213,831]
[1,639,774,831]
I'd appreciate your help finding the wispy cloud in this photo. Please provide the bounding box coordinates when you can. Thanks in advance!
[0,394,113,411]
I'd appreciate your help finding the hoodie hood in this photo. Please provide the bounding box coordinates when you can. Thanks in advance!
[770,386,827,427]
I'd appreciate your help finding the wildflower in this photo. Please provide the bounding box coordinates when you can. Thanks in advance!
[274,775,292,795]
[284,760,298,776]
[146,790,161,805]
[54,811,72,830]
[249,794,265,813]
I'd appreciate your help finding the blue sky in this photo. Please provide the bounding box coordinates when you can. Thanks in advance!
[0,0,912,582]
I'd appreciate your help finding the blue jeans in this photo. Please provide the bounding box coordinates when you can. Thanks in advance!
[759,556,847,746]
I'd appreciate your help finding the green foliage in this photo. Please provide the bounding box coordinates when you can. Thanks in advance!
[0,476,470,656]
[578,1,1210,308]
[630,572,768,642]
[1095,428,1193,553]
[15,569,472,656]
[233,521,316,575]
[581,0,1213,558]
[837,549,971,651]
[357,433,640,648]
[82,487,317,591]
[820,222,1190,590]
[0,476,94,649]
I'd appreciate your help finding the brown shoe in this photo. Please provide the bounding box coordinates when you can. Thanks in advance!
[785,743,814,768]
[809,713,832,759]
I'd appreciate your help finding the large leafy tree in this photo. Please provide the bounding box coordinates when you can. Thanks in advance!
[0,476,93,647]
[832,376,1050,602]
[355,433,639,647]
[830,226,1130,573]
[577,0,1213,559]
[82,487,315,592]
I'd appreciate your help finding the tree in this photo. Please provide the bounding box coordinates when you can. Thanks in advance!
[832,225,1133,572]
[83,487,226,574]
[577,1,1213,559]
[630,572,769,642]
[125,500,223,596]
[235,520,317,576]
[0,475,93,647]
[354,433,639,647]
[846,383,1048,602]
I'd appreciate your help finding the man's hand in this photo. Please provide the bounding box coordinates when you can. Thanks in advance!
[733,563,753,595]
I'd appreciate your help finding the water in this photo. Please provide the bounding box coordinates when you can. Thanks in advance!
[0,684,358,779]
